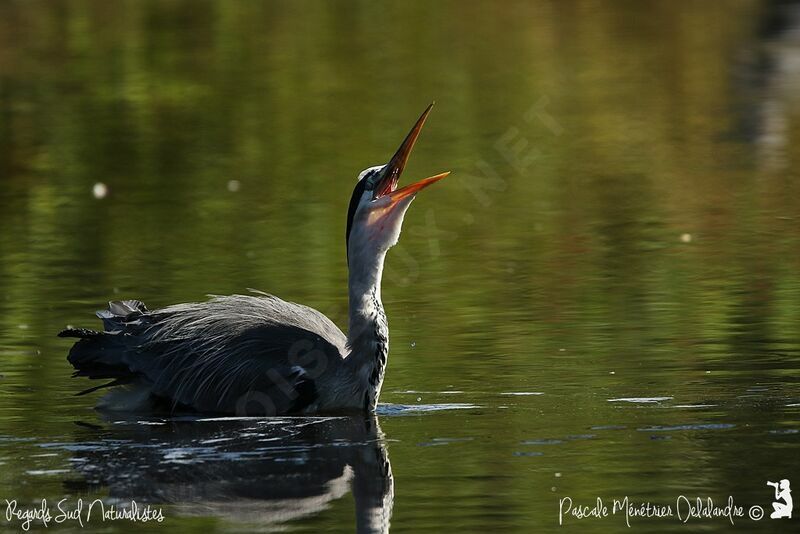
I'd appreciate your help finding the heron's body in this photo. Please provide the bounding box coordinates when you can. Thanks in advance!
[61,291,386,415]
[60,104,448,415]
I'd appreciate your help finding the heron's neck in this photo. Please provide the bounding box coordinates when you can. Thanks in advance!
[346,250,389,408]
[348,250,386,336]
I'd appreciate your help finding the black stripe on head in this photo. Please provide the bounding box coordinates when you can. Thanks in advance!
[346,172,372,261]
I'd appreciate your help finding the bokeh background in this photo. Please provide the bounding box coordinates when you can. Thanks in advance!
[1,0,799,532]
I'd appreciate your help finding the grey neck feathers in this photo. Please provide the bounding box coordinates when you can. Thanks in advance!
[347,250,390,409]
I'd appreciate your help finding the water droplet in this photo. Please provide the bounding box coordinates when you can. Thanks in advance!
[680,233,692,243]
[92,182,108,199]
[227,180,241,192]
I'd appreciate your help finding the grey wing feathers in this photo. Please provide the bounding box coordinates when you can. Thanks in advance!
[60,299,154,390]
[62,293,347,414]
[98,299,148,327]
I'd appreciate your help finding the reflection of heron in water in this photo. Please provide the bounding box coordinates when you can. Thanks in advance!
[65,415,393,533]
[59,103,449,416]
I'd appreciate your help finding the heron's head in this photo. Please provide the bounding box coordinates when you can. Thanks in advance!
[345,103,449,266]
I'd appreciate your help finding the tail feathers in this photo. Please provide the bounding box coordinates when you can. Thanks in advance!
[70,357,129,379]
[96,299,149,333]
[101,299,147,319]
[59,300,150,339]
[76,378,131,396]
[58,327,102,338]
[61,299,151,397]
[65,332,140,389]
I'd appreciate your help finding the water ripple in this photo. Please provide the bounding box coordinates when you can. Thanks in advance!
[637,423,735,432]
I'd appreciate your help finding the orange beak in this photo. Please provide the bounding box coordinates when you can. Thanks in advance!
[385,171,450,203]
[374,102,449,203]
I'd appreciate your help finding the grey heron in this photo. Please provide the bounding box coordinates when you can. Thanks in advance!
[60,103,449,416]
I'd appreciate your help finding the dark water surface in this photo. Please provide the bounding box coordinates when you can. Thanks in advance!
[2,1,800,532]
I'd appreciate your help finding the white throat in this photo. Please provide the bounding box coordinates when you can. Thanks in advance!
[347,241,388,348]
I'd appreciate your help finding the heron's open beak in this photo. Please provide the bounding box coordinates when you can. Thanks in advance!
[374,103,449,203]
